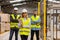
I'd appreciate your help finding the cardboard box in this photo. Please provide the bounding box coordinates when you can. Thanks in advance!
[3,14,10,22]
[0,23,5,34]
[5,23,10,31]
[0,14,10,33]
[0,14,10,22]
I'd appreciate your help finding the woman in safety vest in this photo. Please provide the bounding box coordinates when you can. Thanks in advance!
[19,9,31,40]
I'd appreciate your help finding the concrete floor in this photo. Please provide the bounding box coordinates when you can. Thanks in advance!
[0,31,42,40]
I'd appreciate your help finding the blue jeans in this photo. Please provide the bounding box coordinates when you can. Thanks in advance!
[9,28,19,40]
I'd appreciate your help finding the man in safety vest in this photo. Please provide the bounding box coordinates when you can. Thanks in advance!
[19,9,31,40]
[9,7,20,40]
[31,10,41,40]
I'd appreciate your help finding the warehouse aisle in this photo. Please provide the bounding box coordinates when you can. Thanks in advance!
[0,31,25,40]
[0,31,42,40]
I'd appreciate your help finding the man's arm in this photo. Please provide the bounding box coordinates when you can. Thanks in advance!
[34,16,41,23]
[31,18,36,25]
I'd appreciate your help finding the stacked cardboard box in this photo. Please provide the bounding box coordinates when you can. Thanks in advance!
[2,14,10,31]
[1,14,10,22]
[0,23,5,34]
[0,13,10,34]
[5,23,10,31]
[0,14,10,22]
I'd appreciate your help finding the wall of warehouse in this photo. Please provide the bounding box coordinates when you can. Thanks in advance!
[1,4,37,13]
[17,6,37,13]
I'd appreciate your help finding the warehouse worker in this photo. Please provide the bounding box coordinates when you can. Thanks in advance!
[31,10,41,40]
[9,7,20,40]
[19,9,31,40]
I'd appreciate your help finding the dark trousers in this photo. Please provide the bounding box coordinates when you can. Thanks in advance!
[20,35,28,40]
[9,28,19,40]
[31,30,39,40]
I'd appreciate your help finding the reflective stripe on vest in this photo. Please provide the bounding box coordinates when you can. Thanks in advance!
[11,14,20,19]
[22,18,30,27]
[19,18,30,35]
[10,22,18,28]
[31,16,40,21]
[31,25,41,28]
[10,14,20,28]
[31,16,40,28]
[19,28,30,35]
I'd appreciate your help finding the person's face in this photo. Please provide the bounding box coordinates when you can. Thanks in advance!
[23,12,27,18]
[33,11,37,15]
[14,10,18,13]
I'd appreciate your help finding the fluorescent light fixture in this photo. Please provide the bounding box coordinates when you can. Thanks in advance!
[48,0,60,3]
[13,4,23,6]
[13,2,26,6]
[48,0,53,1]
[10,0,25,3]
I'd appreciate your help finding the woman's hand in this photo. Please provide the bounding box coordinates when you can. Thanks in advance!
[20,20,23,28]
[18,19,23,28]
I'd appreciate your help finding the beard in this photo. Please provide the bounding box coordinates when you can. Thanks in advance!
[34,14,36,16]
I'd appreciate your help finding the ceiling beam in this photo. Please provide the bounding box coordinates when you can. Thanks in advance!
[0,0,39,6]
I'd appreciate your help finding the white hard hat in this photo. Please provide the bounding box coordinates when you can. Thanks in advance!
[22,9,27,12]
[14,7,18,10]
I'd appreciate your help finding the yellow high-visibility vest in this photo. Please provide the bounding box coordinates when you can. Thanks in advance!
[10,14,20,28]
[19,18,30,35]
[31,15,41,29]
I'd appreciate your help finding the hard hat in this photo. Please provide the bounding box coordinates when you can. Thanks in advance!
[22,9,27,12]
[14,7,18,10]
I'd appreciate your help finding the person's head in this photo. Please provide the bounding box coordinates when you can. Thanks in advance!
[22,9,28,18]
[33,10,37,16]
[14,7,18,13]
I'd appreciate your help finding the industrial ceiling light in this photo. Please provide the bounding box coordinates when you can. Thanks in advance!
[13,4,23,6]
[48,0,53,1]
[13,2,26,6]
[10,0,25,3]
[48,0,60,3]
